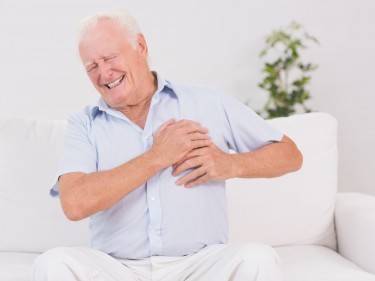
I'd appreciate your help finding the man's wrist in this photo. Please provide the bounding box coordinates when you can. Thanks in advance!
[144,149,168,172]
[227,153,245,179]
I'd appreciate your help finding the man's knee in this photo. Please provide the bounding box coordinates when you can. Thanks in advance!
[233,243,281,280]
[34,247,77,266]
[236,242,281,267]
[33,247,80,279]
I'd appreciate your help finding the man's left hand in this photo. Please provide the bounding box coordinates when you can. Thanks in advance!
[172,143,233,188]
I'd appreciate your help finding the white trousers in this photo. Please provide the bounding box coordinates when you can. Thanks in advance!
[32,243,282,281]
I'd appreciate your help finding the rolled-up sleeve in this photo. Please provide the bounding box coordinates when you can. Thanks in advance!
[217,92,284,153]
[50,113,97,197]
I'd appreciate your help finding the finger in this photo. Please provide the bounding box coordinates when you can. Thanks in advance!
[191,139,212,150]
[172,157,187,170]
[185,174,210,188]
[190,125,209,134]
[175,119,200,127]
[176,120,209,134]
[173,156,202,176]
[173,148,205,169]
[189,132,211,141]
[157,119,176,132]
[175,167,206,186]
[173,156,190,171]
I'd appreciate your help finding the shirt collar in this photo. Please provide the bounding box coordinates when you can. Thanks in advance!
[154,71,174,94]
[90,71,177,119]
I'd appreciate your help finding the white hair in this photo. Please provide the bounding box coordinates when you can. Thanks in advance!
[76,9,141,49]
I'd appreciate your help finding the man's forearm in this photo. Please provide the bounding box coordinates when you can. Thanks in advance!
[230,135,303,179]
[59,150,164,221]
[173,135,302,188]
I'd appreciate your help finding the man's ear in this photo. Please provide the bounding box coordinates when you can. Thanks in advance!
[137,33,148,57]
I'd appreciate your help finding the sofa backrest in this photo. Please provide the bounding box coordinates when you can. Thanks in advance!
[0,112,337,253]
[227,112,338,250]
[0,115,90,253]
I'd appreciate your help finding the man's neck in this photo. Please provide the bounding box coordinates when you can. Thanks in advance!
[121,99,152,129]
[119,71,157,129]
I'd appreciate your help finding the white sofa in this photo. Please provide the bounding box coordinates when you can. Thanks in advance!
[1,112,375,281]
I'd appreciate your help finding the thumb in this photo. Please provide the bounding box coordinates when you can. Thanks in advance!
[157,119,175,132]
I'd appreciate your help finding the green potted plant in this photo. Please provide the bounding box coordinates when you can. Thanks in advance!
[257,21,319,119]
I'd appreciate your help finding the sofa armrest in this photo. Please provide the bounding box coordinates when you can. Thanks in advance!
[335,192,375,274]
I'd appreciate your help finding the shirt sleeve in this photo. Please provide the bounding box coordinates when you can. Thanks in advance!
[217,91,284,153]
[50,113,97,197]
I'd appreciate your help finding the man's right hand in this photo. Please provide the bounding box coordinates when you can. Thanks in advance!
[150,119,212,169]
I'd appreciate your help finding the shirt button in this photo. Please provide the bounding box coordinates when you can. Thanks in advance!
[150,229,157,234]
[151,196,156,202]
[144,136,149,141]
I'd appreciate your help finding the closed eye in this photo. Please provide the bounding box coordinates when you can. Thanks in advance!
[104,55,117,62]
[86,63,98,72]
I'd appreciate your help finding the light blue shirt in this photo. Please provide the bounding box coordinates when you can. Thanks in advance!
[51,72,283,259]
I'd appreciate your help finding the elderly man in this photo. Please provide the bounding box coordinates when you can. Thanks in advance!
[33,9,302,281]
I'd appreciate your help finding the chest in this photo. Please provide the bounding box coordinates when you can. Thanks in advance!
[90,96,228,171]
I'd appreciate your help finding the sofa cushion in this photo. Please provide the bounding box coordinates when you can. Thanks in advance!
[0,115,90,252]
[275,245,375,281]
[0,252,39,281]
[336,192,375,274]
[227,112,338,249]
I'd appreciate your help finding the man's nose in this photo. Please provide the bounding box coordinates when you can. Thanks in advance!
[98,62,112,79]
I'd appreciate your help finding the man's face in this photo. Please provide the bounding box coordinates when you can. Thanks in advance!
[79,19,150,110]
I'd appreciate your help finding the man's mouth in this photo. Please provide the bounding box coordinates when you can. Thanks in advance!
[106,75,124,89]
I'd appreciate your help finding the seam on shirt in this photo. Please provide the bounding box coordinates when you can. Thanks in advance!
[215,92,236,151]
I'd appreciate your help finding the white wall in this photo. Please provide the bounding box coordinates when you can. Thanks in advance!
[1,0,374,195]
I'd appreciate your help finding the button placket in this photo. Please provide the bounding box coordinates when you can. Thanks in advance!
[143,99,162,255]
[142,134,153,151]
[147,173,163,256]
